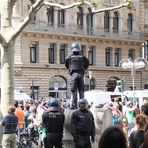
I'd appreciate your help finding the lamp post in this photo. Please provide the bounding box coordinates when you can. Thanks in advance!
[54,82,58,99]
[89,71,93,91]
[119,58,147,102]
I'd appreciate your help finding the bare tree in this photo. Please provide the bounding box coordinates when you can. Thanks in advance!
[0,0,132,116]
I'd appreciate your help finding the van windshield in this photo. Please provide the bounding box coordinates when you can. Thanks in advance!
[127,97,139,105]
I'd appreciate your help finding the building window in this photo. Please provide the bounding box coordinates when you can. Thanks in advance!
[114,48,121,67]
[86,8,93,35]
[127,13,133,33]
[128,49,135,60]
[77,7,83,29]
[142,41,148,60]
[30,42,38,63]
[144,84,148,89]
[113,11,119,33]
[105,48,111,66]
[81,45,86,55]
[47,6,54,26]
[48,43,55,64]
[104,11,110,32]
[60,44,67,64]
[58,8,65,27]
[49,75,67,98]
[88,46,94,65]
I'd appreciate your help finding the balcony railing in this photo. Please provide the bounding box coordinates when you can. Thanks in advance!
[24,22,144,40]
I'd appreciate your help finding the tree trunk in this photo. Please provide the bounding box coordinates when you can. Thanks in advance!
[0,41,15,116]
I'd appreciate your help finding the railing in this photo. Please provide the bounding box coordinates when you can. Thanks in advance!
[24,22,144,40]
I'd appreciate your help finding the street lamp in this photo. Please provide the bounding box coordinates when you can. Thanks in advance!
[119,58,148,102]
[89,71,93,91]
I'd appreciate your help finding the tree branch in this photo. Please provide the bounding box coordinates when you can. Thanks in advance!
[0,33,7,45]
[92,2,130,14]
[8,0,44,42]
[43,1,83,9]
[44,0,130,13]
[6,0,131,43]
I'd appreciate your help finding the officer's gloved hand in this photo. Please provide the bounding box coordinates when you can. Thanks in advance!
[91,136,95,143]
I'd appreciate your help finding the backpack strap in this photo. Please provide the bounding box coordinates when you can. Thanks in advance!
[139,143,144,148]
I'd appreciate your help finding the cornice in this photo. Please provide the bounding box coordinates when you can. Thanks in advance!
[22,30,143,45]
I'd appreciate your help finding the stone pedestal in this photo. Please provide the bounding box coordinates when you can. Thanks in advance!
[63,107,112,148]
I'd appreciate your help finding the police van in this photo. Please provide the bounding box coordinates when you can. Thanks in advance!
[84,90,148,107]
[122,90,148,107]
[84,90,124,107]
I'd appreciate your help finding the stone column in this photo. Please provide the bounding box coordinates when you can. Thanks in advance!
[54,8,58,30]
[83,13,87,35]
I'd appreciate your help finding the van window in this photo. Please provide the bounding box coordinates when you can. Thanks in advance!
[143,97,148,103]
[122,95,129,103]
[127,97,139,105]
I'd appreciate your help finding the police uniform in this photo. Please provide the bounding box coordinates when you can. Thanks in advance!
[42,99,65,148]
[70,99,95,148]
[65,42,89,108]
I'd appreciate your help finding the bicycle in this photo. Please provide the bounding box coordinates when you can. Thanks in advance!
[16,122,39,148]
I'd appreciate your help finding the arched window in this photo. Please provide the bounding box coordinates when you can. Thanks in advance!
[127,13,133,33]
[86,8,93,35]
[113,11,119,33]
[77,7,83,29]
[49,75,67,98]
[106,77,119,91]
[114,48,121,67]
[104,11,110,32]
[58,8,65,27]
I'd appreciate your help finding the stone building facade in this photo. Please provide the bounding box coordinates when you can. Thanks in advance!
[11,0,148,99]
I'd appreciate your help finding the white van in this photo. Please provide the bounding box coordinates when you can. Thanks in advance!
[84,90,125,107]
[123,90,148,107]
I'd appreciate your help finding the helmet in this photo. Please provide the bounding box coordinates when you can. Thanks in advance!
[71,42,81,52]
[78,99,88,109]
[48,98,59,107]
[78,99,88,104]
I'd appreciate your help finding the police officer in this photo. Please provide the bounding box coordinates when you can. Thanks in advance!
[42,98,65,148]
[65,42,89,109]
[70,99,95,148]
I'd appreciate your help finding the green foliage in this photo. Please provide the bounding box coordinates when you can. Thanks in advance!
[126,0,134,3]
[74,0,100,6]
[92,0,99,7]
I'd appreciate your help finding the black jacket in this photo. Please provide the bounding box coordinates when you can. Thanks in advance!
[70,109,95,138]
[42,110,65,133]
[129,130,144,148]
[65,53,89,75]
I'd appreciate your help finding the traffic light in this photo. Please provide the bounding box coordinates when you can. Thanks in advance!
[116,79,125,92]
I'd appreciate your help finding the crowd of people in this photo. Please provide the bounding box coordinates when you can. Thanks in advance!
[1,41,148,148]
[0,96,148,148]
[105,98,148,148]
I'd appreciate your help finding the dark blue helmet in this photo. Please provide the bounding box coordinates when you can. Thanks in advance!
[71,42,81,52]
[78,99,88,104]
[48,98,59,107]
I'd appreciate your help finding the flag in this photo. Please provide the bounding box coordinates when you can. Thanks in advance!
[30,80,35,100]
